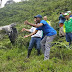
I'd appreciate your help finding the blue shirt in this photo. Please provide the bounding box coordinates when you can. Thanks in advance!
[36,20,57,36]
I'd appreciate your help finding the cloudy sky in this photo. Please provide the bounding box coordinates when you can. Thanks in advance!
[2,0,21,7]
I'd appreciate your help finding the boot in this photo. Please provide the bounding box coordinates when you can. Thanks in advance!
[27,49,32,58]
[37,49,41,56]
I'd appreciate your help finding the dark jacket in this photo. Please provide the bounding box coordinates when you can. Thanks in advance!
[59,14,66,24]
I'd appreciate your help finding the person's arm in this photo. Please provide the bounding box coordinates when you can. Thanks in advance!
[24,30,38,38]
[21,28,30,32]
[24,20,43,28]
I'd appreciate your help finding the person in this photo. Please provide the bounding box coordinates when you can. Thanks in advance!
[63,13,72,46]
[43,16,51,26]
[21,18,42,58]
[67,11,72,18]
[42,16,51,39]
[24,14,57,60]
[59,12,66,37]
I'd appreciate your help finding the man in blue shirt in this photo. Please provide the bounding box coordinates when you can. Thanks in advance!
[24,14,57,60]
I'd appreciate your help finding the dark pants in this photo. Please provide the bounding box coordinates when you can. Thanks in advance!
[28,37,41,57]
[66,33,72,45]
[28,37,41,50]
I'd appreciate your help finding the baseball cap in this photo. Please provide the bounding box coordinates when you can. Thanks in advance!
[67,11,71,13]
[34,14,42,18]
[63,13,69,16]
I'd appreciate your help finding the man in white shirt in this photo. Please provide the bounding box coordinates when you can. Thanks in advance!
[21,19,42,58]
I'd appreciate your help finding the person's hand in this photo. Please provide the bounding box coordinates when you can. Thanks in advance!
[21,28,25,32]
[21,28,26,32]
[24,20,29,25]
[24,35,29,38]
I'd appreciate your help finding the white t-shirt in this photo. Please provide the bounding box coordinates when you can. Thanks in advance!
[29,27,42,38]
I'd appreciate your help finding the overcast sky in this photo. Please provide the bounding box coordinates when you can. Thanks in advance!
[2,0,21,7]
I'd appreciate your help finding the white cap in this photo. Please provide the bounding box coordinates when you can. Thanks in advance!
[67,11,71,13]
[63,13,69,16]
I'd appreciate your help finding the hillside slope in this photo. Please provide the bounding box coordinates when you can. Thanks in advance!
[0,0,72,72]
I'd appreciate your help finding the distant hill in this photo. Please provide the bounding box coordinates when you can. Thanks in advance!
[5,0,15,6]
[0,0,72,26]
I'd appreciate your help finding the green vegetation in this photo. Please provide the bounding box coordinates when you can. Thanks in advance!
[0,0,72,72]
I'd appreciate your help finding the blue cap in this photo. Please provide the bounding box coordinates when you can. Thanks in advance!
[34,14,42,18]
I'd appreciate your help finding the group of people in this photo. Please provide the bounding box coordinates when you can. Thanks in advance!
[21,15,57,60]
[21,10,72,60]
[59,11,72,46]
